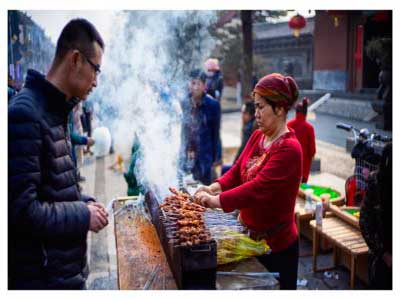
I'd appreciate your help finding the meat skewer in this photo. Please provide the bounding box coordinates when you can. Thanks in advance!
[161,187,212,247]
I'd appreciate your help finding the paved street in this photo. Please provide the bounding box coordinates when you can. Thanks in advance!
[222,111,356,179]
[77,109,375,290]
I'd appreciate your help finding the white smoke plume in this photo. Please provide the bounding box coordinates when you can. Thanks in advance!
[92,11,216,201]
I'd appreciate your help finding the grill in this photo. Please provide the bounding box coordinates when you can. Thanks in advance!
[145,191,217,289]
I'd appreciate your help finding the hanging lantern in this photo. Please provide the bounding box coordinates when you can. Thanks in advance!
[288,14,306,38]
[328,10,347,27]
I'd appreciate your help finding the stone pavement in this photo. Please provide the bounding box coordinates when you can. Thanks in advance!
[77,109,370,290]
[221,111,356,179]
[80,154,123,290]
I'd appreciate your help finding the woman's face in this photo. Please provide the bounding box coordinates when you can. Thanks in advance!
[254,93,284,136]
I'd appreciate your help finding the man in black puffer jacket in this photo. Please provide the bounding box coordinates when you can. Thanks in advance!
[8,19,109,290]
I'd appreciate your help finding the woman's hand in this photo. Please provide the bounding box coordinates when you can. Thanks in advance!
[194,182,222,197]
[195,192,221,209]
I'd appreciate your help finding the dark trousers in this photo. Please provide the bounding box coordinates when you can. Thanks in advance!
[257,238,299,290]
[80,112,92,137]
[368,254,392,289]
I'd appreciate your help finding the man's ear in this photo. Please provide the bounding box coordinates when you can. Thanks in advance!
[70,50,81,69]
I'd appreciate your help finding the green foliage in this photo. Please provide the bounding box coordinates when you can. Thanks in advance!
[366,37,392,69]
[209,10,288,84]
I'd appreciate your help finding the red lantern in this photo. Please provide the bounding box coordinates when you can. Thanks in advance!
[328,10,347,27]
[288,14,306,38]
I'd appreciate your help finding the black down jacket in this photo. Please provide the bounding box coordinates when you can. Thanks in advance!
[8,69,94,289]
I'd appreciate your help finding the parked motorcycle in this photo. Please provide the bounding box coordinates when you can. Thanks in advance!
[336,122,391,206]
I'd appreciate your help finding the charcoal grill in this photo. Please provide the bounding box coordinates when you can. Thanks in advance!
[145,192,217,289]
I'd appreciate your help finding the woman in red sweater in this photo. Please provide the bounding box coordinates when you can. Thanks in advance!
[287,97,316,183]
[195,73,302,290]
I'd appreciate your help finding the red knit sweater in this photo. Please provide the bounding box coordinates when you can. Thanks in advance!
[217,129,302,253]
[287,113,316,183]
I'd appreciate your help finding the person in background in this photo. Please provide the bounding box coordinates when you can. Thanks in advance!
[81,99,94,154]
[287,97,316,183]
[220,101,257,176]
[8,74,17,102]
[236,70,242,108]
[360,143,392,289]
[8,18,108,290]
[204,58,223,168]
[234,101,257,162]
[181,69,221,185]
[124,134,143,196]
[251,72,258,90]
[195,73,302,289]
[204,58,223,102]
[68,104,95,182]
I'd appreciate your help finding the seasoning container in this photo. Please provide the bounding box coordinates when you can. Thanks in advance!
[304,188,314,213]
[315,202,323,226]
[320,193,331,215]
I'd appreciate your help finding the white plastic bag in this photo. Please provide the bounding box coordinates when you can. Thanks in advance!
[92,126,111,157]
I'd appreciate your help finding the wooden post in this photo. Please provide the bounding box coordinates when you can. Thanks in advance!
[312,227,319,272]
[332,246,337,267]
[350,255,356,289]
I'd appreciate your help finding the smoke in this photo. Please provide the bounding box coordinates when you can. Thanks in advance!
[92,11,216,201]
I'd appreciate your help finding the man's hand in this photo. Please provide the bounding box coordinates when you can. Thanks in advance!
[87,202,108,233]
[87,137,95,147]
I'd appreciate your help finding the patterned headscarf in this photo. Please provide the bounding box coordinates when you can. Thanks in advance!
[253,73,299,112]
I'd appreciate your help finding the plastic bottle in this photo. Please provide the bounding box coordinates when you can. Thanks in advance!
[304,188,314,213]
[320,193,331,215]
[315,202,323,226]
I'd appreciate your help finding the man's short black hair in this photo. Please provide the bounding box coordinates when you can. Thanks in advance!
[243,101,255,116]
[189,69,207,83]
[55,18,104,62]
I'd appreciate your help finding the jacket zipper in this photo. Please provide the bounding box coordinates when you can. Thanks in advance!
[41,243,48,267]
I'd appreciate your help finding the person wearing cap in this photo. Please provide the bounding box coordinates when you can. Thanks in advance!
[204,58,224,102]
[181,69,221,185]
[195,73,302,289]
[287,97,316,183]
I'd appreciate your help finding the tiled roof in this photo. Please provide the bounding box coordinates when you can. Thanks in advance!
[254,18,314,39]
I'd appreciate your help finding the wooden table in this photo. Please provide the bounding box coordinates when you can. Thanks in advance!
[295,196,315,256]
[113,199,279,290]
[113,200,177,289]
[295,196,314,231]
[310,217,369,289]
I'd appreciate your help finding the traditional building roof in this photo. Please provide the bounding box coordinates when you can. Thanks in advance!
[254,18,314,40]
